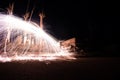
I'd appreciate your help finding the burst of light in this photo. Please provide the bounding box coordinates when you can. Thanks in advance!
[0,13,76,62]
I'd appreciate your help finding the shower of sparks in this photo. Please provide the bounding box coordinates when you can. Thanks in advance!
[0,13,76,62]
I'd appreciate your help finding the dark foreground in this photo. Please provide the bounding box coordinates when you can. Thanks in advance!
[0,57,120,80]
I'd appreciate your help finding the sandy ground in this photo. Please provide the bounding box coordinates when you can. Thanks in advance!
[0,57,120,80]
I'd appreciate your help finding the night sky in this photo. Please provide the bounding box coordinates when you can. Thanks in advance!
[0,0,119,56]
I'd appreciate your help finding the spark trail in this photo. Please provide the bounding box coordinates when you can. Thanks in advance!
[0,13,75,62]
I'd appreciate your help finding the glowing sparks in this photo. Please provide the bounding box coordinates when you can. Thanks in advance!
[0,13,76,62]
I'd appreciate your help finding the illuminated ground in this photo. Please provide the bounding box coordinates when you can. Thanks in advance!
[0,57,120,80]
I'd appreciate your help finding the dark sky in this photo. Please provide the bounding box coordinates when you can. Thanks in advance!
[0,0,119,56]
[0,0,84,39]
